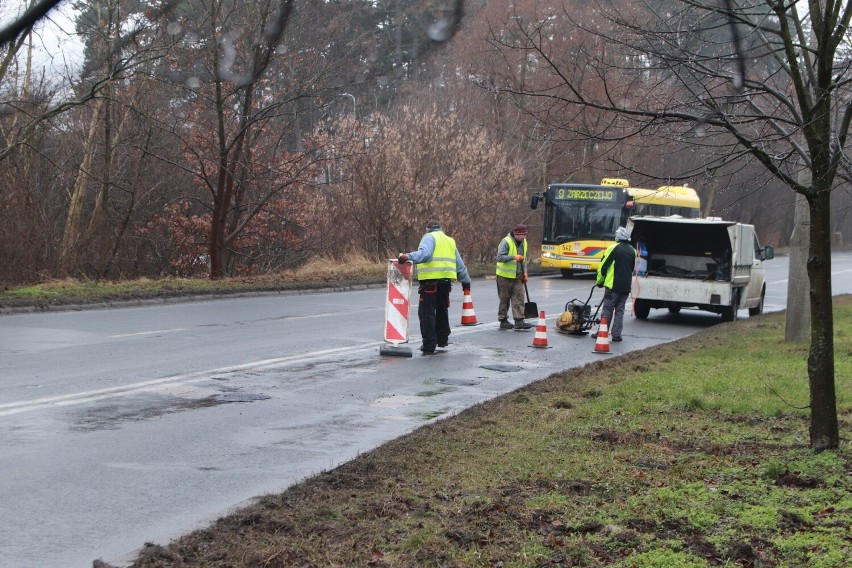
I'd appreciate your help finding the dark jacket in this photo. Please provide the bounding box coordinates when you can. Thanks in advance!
[598,241,636,294]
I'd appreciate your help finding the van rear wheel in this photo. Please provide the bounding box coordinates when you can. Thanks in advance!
[749,288,765,316]
[722,290,741,322]
[634,299,650,319]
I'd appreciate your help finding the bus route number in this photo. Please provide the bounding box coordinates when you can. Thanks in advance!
[555,188,616,201]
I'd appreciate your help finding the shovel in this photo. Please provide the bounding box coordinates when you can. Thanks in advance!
[523,282,539,319]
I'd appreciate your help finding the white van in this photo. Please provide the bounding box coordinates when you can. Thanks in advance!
[629,217,774,321]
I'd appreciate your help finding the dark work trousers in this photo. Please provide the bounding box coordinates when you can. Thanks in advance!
[600,288,630,340]
[418,279,452,351]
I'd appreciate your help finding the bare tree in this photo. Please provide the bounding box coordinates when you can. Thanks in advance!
[312,105,523,261]
[486,0,847,450]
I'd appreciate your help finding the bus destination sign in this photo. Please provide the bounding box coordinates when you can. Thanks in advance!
[550,186,618,202]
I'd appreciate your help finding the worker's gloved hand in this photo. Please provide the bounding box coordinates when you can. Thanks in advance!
[398,253,409,263]
[522,273,528,283]
[462,282,471,292]
[596,282,604,288]
[514,255,524,262]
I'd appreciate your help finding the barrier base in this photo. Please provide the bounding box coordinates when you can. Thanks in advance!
[380,343,413,358]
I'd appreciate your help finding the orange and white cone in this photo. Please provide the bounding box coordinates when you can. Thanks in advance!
[593,316,611,354]
[531,311,551,348]
[460,290,480,326]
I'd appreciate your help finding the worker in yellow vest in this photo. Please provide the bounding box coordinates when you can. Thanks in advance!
[593,226,636,342]
[398,220,471,354]
[495,224,532,330]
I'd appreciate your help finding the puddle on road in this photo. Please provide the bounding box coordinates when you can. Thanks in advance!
[268,357,379,380]
[415,407,451,421]
[369,395,421,408]
[416,387,453,397]
[480,347,510,355]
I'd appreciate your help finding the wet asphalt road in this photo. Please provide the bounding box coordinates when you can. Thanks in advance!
[1,252,852,568]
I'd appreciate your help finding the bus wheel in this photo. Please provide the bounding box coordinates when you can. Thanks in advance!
[560,269,574,278]
[634,299,651,319]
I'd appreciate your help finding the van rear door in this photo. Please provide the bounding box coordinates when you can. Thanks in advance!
[744,230,766,307]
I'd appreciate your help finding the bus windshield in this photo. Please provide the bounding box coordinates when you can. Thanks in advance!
[545,201,624,243]
[542,184,628,244]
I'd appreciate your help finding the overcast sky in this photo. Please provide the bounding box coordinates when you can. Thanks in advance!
[2,0,84,76]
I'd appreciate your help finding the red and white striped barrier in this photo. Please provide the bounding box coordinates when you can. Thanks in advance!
[384,260,412,345]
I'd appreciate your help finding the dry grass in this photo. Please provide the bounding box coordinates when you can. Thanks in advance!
[0,256,501,311]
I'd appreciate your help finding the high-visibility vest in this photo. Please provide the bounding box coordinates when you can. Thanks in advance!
[417,231,458,281]
[597,241,637,290]
[597,243,618,288]
[495,235,526,279]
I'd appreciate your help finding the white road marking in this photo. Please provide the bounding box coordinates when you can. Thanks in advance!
[0,343,383,418]
[772,267,852,285]
[110,328,185,338]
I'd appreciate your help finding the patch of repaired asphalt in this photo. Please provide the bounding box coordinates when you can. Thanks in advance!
[437,378,480,386]
[70,392,270,432]
[70,394,222,432]
[215,393,271,403]
[479,364,524,372]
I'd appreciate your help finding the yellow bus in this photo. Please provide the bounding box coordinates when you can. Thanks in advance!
[530,178,700,277]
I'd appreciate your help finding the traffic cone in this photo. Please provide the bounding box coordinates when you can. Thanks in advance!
[531,311,551,348]
[593,316,611,354]
[460,289,480,326]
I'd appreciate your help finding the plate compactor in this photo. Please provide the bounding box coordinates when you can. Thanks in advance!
[555,284,603,335]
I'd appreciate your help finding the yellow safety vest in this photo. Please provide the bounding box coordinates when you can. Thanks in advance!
[417,231,458,281]
[495,236,526,279]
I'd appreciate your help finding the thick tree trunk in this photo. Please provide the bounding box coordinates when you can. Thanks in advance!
[210,192,229,279]
[806,191,838,450]
[785,193,811,341]
[60,100,104,274]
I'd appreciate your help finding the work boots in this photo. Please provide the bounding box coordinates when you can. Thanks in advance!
[513,320,533,330]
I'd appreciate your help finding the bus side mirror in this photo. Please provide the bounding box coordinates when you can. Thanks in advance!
[762,246,774,261]
[530,193,542,210]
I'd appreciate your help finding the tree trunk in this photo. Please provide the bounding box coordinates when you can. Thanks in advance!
[84,85,113,278]
[806,191,838,450]
[210,196,228,279]
[785,192,810,341]
[60,100,104,274]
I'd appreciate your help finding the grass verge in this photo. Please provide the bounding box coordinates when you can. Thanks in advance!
[105,297,851,568]
[0,259,386,310]
[0,259,504,311]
